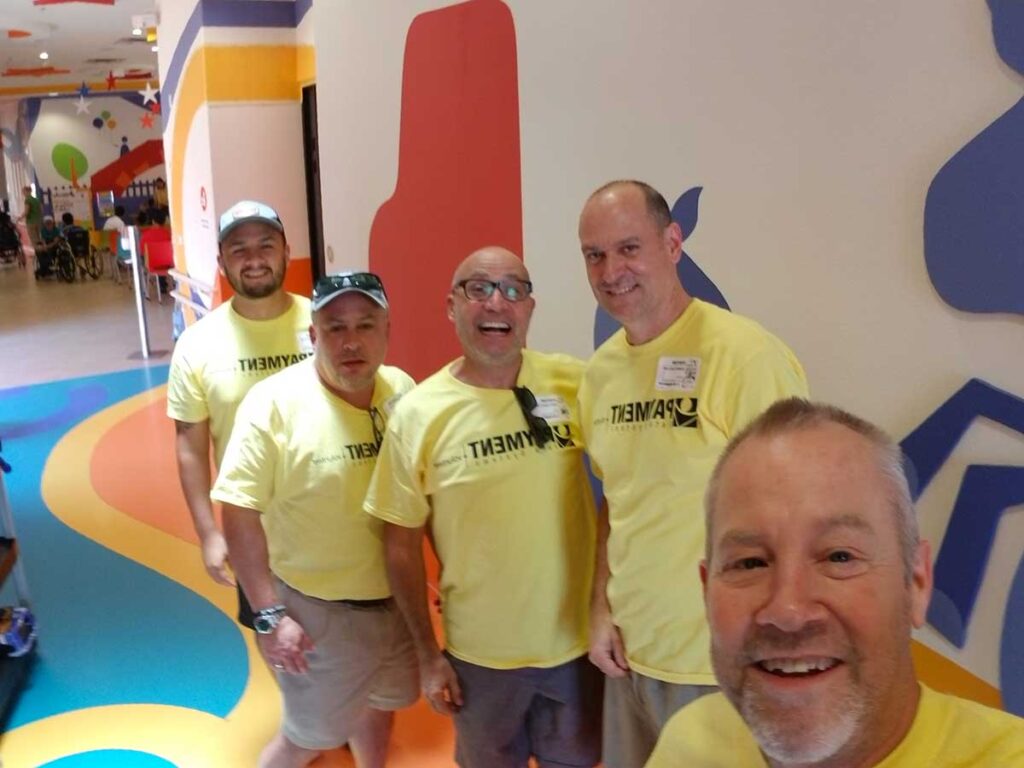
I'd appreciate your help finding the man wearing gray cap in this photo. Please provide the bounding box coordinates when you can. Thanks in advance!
[167,200,312,631]
[215,271,419,767]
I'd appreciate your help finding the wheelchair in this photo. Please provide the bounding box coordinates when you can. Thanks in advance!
[64,227,102,281]
[0,216,25,269]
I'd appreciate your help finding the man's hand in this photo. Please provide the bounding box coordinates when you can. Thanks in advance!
[589,609,630,678]
[420,652,463,715]
[200,530,234,586]
[259,615,314,675]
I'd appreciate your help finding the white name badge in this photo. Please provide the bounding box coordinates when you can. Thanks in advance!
[297,330,314,355]
[532,395,571,422]
[656,356,700,391]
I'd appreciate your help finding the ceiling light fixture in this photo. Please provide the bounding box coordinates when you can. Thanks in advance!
[39,51,49,60]
[48,92,58,97]
[151,45,159,53]
[132,27,142,36]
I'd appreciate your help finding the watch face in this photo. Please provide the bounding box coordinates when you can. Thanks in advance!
[254,616,273,633]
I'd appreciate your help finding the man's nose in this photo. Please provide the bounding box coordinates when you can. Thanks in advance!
[753,562,827,633]
[599,251,628,284]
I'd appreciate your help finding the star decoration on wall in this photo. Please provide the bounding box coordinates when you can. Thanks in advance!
[74,96,91,115]
[139,82,159,105]
[106,71,117,90]
[78,81,90,98]
[149,101,161,115]
[140,112,155,129]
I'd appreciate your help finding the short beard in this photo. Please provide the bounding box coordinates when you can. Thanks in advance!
[227,267,284,299]
[741,688,864,765]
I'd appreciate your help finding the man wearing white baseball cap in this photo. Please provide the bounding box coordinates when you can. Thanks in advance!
[215,271,419,767]
[167,199,312,635]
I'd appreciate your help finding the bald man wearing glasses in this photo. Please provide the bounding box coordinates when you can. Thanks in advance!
[214,272,418,768]
[365,247,602,768]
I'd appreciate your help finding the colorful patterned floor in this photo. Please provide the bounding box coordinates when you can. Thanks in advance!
[0,367,454,767]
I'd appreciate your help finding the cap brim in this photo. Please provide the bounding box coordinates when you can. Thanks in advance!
[218,216,284,243]
[311,286,388,312]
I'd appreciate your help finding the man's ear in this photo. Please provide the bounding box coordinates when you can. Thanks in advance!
[308,322,318,347]
[446,293,455,323]
[665,221,684,265]
[909,540,933,629]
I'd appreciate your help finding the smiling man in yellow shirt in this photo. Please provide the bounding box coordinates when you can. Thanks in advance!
[577,180,808,767]
[365,247,601,768]
[647,398,1024,767]
[214,272,418,768]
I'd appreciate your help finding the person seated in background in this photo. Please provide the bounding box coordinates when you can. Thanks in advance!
[103,205,127,234]
[645,398,1024,768]
[34,215,60,278]
[139,208,173,293]
[135,210,150,227]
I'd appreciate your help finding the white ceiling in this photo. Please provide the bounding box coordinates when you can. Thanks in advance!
[0,0,159,97]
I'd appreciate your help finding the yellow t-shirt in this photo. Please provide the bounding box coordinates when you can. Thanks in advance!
[645,686,1024,767]
[166,294,313,466]
[579,299,808,684]
[365,349,596,670]
[211,359,414,600]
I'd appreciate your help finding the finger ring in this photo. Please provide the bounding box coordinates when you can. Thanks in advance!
[273,663,284,670]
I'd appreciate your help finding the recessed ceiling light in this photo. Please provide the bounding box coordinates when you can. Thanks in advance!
[39,51,49,60]
[132,27,143,36]
[48,92,58,97]
[151,45,159,52]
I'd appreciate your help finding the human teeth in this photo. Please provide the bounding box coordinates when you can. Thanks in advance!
[480,322,510,330]
[760,658,836,675]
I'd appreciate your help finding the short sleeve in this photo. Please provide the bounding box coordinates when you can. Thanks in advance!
[210,388,277,511]
[723,342,809,436]
[166,340,210,423]
[364,413,431,528]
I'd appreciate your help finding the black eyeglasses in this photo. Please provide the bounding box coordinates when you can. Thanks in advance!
[513,386,553,449]
[313,272,387,302]
[369,407,386,450]
[455,278,533,303]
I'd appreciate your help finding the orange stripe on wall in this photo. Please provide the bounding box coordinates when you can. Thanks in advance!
[912,639,1003,709]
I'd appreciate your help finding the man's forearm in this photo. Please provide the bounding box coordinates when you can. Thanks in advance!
[591,497,612,615]
[222,503,278,609]
[384,523,441,662]
[174,421,217,539]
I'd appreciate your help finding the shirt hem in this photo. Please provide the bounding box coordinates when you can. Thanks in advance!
[446,643,588,671]
[627,660,717,687]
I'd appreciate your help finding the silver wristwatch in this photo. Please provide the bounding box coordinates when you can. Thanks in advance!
[253,604,287,634]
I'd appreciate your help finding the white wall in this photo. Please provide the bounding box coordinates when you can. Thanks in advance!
[312,0,1024,694]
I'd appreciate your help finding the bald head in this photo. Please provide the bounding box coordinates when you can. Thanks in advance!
[583,179,673,232]
[451,246,530,287]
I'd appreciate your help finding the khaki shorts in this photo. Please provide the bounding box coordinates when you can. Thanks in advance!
[276,580,419,750]
[603,672,715,768]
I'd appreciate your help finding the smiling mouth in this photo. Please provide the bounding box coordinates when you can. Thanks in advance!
[603,284,637,297]
[756,657,840,678]
[478,321,511,336]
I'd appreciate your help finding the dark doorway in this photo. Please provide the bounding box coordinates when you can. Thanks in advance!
[301,84,325,282]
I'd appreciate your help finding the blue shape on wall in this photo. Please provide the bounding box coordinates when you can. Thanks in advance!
[593,187,729,348]
[899,378,1024,714]
[922,0,1024,314]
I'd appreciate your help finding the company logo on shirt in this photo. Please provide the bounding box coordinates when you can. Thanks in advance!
[311,440,379,467]
[237,352,313,374]
[605,397,699,429]
[432,423,578,468]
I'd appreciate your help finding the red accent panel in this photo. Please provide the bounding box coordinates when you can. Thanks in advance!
[89,138,164,195]
[369,0,522,381]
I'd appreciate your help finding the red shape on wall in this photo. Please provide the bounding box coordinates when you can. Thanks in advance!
[368,0,523,381]
[90,139,165,195]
